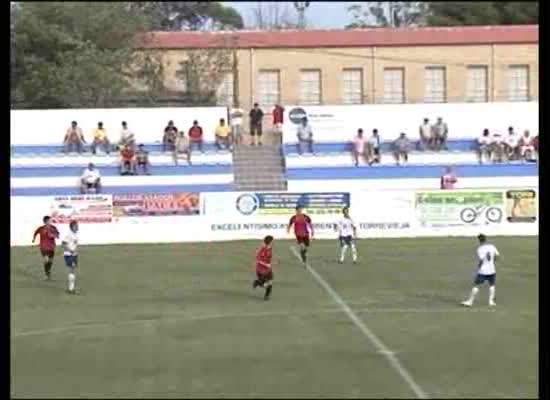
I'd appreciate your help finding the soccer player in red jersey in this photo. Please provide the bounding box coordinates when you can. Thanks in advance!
[253,235,275,301]
[287,205,314,263]
[32,216,60,280]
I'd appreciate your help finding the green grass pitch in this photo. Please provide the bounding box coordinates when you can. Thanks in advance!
[11,237,538,398]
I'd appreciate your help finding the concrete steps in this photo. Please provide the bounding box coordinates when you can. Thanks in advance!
[233,144,287,191]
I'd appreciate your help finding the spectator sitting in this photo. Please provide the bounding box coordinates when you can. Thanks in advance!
[174,131,191,165]
[188,120,204,153]
[504,126,520,161]
[273,104,285,134]
[80,163,101,194]
[393,132,411,166]
[215,118,233,151]
[533,134,539,161]
[432,117,448,151]
[163,120,178,152]
[296,117,314,155]
[91,122,111,155]
[490,132,505,163]
[366,129,381,165]
[419,118,434,151]
[64,121,86,154]
[135,144,151,175]
[119,121,135,149]
[230,108,244,145]
[477,129,492,164]
[352,128,367,167]
[249,103,264,146]
[119,144,136,175]
[440,166,458,190]
[519,130,535,161]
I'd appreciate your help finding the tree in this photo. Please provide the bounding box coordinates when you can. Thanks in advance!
[346,2,428,28]
[427,2,538,26]
[11,2,164,109]
[250,2,298,30]
[129,2,244,31]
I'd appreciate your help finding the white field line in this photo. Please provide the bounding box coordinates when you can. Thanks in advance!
[290,246,428,399]
[11,305,510,339]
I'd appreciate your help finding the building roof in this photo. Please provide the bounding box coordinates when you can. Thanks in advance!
[138,25,538,50]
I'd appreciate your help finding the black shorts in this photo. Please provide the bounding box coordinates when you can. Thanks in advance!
[40,249,55,259]
[474,274,496,286]
[86,182,97,189]
[64,255,78,268]
[373,148,380,156]
[339,236,353,246]
[296,236,310,247]
[250,124,262,136]
[257,271,273,284]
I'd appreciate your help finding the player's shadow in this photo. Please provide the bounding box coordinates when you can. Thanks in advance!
[14,266,65,292]
[411,292,461,306]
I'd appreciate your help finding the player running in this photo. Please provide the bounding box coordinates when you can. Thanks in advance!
[287,205,314,263]
[62,221,80,294]
[253,235,275,301]
[32,216,60,280]
[462,234,499,307]
[336,207,358,264]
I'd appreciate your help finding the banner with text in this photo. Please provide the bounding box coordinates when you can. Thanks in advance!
[50,195,113,224]
[113,193,200,217]
[415,191,505,228]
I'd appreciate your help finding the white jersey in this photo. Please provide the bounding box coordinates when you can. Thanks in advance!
[63,231,79,256]
[476,243,499,275]
[337,217,356,237]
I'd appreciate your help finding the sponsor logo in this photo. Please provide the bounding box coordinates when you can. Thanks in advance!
[236,194,259,215]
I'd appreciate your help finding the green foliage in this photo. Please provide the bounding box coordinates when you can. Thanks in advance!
[129,2,244,31]
[346,1,539,29]
[11,2,164,109]
[427,1,539,26]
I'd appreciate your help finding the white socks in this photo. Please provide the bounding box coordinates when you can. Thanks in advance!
[489,286,496,304]
[340,244,358,262]
[467,287,479,303]
[68,272,76,292]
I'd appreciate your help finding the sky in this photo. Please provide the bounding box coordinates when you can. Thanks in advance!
[223,1,354,29]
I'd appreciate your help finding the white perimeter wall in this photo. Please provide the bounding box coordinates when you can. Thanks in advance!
[11,107,228,145]
[11,186,538,247]
[282,102,539,143]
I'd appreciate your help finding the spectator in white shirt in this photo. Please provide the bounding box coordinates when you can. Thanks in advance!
[477,129,492,164]
[432,117,449,151]
[80,163,101,194]
[393,132,411,166]
[504,126,520,161]
[519,130,535,161]
[418,118,433,151]
[352,128,367,167]
[296,117,314,155]
[366,129,381,165]
[490,132,505,163]
[119,121,135,149]
[230,108,244,145]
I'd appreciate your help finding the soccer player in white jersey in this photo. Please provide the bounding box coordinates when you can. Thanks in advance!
[62,221,80,295]
[336,207,358,264]
[462,234,500,307]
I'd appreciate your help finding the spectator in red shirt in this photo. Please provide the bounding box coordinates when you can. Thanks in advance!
[188,120,204,153]
[272,104,284,134]
[32,216,60,280]
[519,130,536,161]
[253,235,275,301]
[163,120,178,152]
[120,145,136,175]
[533,134,539,161]
[440,166,457,190]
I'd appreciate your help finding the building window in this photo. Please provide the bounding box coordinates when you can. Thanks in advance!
[383,68,404,104]
[508,65,529,101]
[342,68,363,104]
[300,69,322,105]
[257,70,280,107]
[424,66,446,103]
[216,71,234,106]
[466,66,488,102]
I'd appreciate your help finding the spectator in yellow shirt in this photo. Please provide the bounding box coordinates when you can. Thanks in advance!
[215,118,233,151]
[91,122,111,155]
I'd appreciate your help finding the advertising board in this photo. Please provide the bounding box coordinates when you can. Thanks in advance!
[50,195,113,224]
[113,193,200,217]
